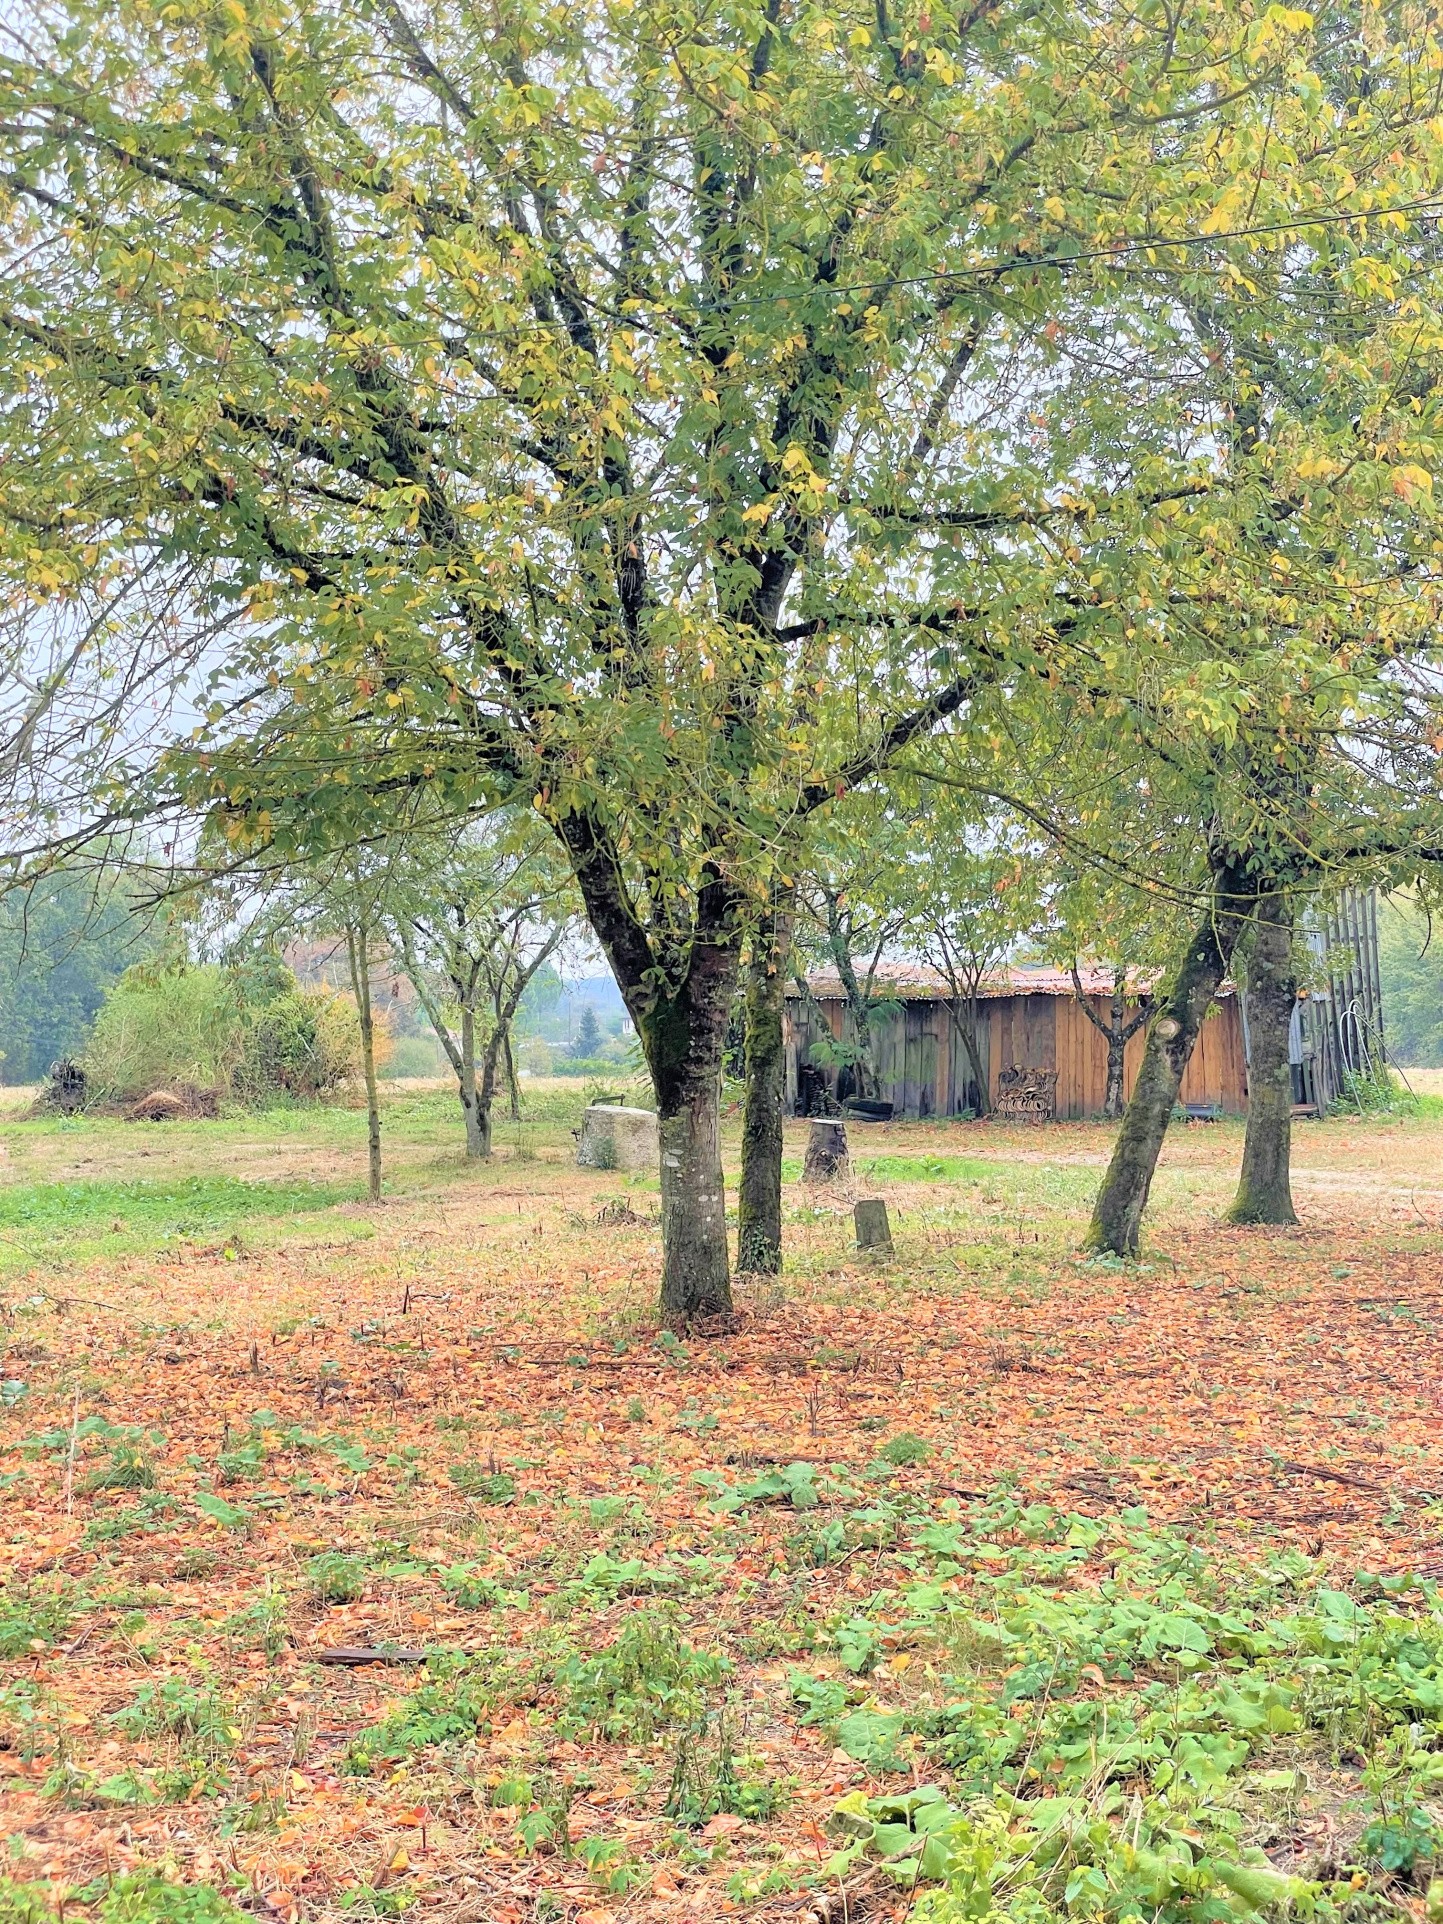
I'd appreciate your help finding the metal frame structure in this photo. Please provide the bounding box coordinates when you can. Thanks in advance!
[1285,888,1386,1115]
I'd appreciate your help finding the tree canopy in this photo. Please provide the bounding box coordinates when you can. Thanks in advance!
[0,865,152,1082]
[6,0,1443,1299]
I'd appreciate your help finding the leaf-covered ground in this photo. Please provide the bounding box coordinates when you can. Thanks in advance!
[3,1085,1443,1924]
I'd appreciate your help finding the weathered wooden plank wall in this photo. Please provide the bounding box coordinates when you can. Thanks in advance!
[787,992,1248,1119]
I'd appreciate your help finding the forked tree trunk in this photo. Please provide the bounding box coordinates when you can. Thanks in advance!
[738,892,793,1274]
[396,929,488,1162]
[481,933,562,1157]
[1086,862,1256,1256]
[1071,965,1150,1121]
[1228,891,1298,1226]
[559,819,739,1321]
[346,923,382,1203]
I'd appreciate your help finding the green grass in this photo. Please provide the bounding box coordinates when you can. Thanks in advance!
[1382,1088,1443,1121]
[853,1153,1001,1182]
[0,1175,358,1274]
[780,1152,1004,1184]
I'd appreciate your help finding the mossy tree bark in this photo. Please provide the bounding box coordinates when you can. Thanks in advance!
[1227,891,1298,1225]
[1086,859,1257,1256]
[738,888,794,1273]
[642,941,738,1319]
[561,813,739,1322]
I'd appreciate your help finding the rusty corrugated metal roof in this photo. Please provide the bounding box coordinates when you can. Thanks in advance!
[789,960,1232,1002]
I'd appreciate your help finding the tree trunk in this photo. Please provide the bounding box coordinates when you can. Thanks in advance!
[1100,978,1125,1119]
[738,891,793,1274]
[949,1000,989,1115]
[638,942,738,1322]
[503,1029,521,1121]
[1103,1028,1126,1121]
[822,897,879,1101]
[346,924,382,1203]
[473,1030,501,1161]
[1228,891,1298,1226]
[395,926,480,1163]
[1072,965,1149,1122]
[458,1003,487,1159]
[803,1119,849,1181]
[1085,860,1256,1257]
[556,816,737,1321]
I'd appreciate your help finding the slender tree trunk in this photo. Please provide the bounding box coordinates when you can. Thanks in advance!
[1103,1027,1127,1121]
[458,1002,487,1159]
[503,1030,521,1121]
[1071,966,1150,1121]
[738,890,794,1274]
[1086,860,1256,1256]
[1102,981,1127,1119]
[346,924,382,1203]
[1228,891,1298,1226]
[955,998,989,1115]
[396,926,477,1161]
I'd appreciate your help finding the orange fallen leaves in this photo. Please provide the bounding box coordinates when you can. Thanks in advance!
[3,1108,1443,1917]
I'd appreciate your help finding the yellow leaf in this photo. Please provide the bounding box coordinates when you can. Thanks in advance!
[1393,464,1434,502]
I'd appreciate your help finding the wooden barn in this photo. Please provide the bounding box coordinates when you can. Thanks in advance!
[784,962,1249,1122]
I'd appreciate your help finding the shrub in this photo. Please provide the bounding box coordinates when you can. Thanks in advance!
[80,1444,157,1493]
[82,955,376,1106]
[84,964,240,1099]
[0,1878,56,1924]
[343,1660,505,1769]
[0,1579,79,1657]
[111,1679,235,1749]
[383,1033,442,1078]
[234,988,367,1101]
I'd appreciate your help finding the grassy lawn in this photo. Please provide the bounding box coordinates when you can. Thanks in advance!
[2,1081,1443,1922]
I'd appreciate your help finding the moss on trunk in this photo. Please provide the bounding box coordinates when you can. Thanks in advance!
[1086,861,1256,1256]
[738,895,793,1274]
[1227,891,1298,1226]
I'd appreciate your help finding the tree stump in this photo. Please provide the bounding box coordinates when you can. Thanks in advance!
[803,1119,849,1183]
[576,1103,659,1172]
[853,1198,893,1255]
[44,1058,88,1115]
